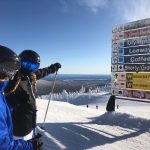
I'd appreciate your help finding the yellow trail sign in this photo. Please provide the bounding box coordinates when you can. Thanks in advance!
[126,73,150,81]
[126,81,150,90]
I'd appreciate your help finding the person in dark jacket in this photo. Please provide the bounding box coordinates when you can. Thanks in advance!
[106,95,115,112]
[0,45,43,149]
[5,49,61,140]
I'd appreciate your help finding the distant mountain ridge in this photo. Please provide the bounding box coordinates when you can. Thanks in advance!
[43,74,111,81]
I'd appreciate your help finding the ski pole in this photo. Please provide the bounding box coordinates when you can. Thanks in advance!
[41,71,58,129]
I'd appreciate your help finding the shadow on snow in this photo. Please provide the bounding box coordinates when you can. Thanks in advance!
[37,112,150,150]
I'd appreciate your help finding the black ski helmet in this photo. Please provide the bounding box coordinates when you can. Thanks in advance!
[19,50,40,64]
[0,45,20,79]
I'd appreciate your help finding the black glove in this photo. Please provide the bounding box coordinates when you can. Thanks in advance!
[29,133,43,150]
[50,63,61,73]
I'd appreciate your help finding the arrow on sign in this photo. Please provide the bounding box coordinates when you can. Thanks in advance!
[115,73,118,78]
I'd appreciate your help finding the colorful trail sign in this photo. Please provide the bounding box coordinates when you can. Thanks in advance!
[111,18,150,100]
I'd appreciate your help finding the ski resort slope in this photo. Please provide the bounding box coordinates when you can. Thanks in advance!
[36,98,150,150]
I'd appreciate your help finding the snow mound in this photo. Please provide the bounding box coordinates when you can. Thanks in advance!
[90,112,150,130]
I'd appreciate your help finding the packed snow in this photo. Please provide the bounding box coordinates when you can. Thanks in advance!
[36,93,150,150]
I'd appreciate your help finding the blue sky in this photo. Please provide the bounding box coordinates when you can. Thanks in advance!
[0,0,150,74]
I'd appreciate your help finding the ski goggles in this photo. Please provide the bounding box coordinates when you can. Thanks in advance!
[0,58,20,79]
[21,61,39,72]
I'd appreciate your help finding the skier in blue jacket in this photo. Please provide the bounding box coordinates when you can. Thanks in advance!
[0,45,42,150]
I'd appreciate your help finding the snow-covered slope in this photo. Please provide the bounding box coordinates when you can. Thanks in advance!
[36,98,150,150]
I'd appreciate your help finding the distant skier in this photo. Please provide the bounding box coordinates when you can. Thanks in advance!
[117,104,119,109]
[106,95,115,112]
[0,45,42,150]
[5,49,61,140]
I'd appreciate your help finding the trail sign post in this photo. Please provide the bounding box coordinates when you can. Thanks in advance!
[111,18,150,101]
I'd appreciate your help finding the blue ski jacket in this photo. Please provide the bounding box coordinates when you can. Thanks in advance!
[0,91,34,150]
